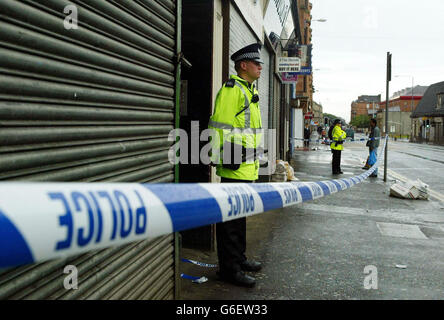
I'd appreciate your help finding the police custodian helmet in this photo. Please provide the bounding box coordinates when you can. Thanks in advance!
[230,43,264,64]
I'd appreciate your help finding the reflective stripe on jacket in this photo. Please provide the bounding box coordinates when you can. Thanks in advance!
[208,75,262,181]
[330,125,346,151]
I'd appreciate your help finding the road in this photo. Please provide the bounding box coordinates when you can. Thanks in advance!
[180,139,444,300]
[348,134,444,198]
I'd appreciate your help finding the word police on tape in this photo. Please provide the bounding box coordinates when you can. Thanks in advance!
[0,138,387,269]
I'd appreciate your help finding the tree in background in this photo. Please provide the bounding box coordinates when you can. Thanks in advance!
[350,115,370,128]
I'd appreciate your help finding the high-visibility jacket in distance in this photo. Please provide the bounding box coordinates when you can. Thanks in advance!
[208,75,263,181]
[330,125,346,151]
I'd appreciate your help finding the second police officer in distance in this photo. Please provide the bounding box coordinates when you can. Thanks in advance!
[330,119,347,174]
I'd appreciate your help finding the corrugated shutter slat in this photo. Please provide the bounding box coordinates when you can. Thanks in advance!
[0,0,177,300]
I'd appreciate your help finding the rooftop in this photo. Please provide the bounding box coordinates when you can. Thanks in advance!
[354,94,381,103]
[391,85,429,99]
[411,81,444,118]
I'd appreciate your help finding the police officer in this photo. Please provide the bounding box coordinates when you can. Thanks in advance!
[208,43,264,288]
[330,119,347,174]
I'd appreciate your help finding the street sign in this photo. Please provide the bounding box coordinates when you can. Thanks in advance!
[295,45,312,75]
[280,72,298,84]
[277,57,301,73]
[295,67,312,75]
[304,112,313,119]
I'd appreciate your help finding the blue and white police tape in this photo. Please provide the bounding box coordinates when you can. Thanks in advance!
[180,274,208,284]
[0,137,387,269]
[294,136,384,143]
[181,258,217,268]
[180,258,216,284]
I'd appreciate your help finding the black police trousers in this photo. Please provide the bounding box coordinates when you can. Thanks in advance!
[216,177,251,274]
[332,149,342,173]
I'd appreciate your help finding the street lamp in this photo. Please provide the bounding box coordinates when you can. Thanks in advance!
[305,19,327,26]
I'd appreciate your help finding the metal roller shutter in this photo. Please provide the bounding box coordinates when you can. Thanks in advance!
[280,83,287,159]
[267,55,276,173]
[228,3,257,76]
[0,0,178,299]
[230,2,273,155]
[257,46,270,149]
[274,77,281,159]
[0,235,174,300]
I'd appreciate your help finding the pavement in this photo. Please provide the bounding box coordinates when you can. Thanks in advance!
[178,141,444,300]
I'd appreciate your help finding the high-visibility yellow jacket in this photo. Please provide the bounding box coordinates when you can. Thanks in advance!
[330,125,346,151]
[208,75,263,181]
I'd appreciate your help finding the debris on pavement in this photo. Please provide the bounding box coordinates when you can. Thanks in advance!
[272,160,298,182]
[286,163,298,181]
[271,160,287,182]
[389,179,429,200]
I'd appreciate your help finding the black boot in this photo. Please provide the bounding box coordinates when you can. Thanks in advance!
[240,260,262,272]
[217,271,256,288]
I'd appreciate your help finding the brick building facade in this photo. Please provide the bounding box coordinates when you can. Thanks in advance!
[378,96,422,112]
[350,95,381,121]
[295,0,313,114]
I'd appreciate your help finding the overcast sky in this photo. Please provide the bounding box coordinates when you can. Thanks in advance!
[310,0,444,122]
[264,0,444,122]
